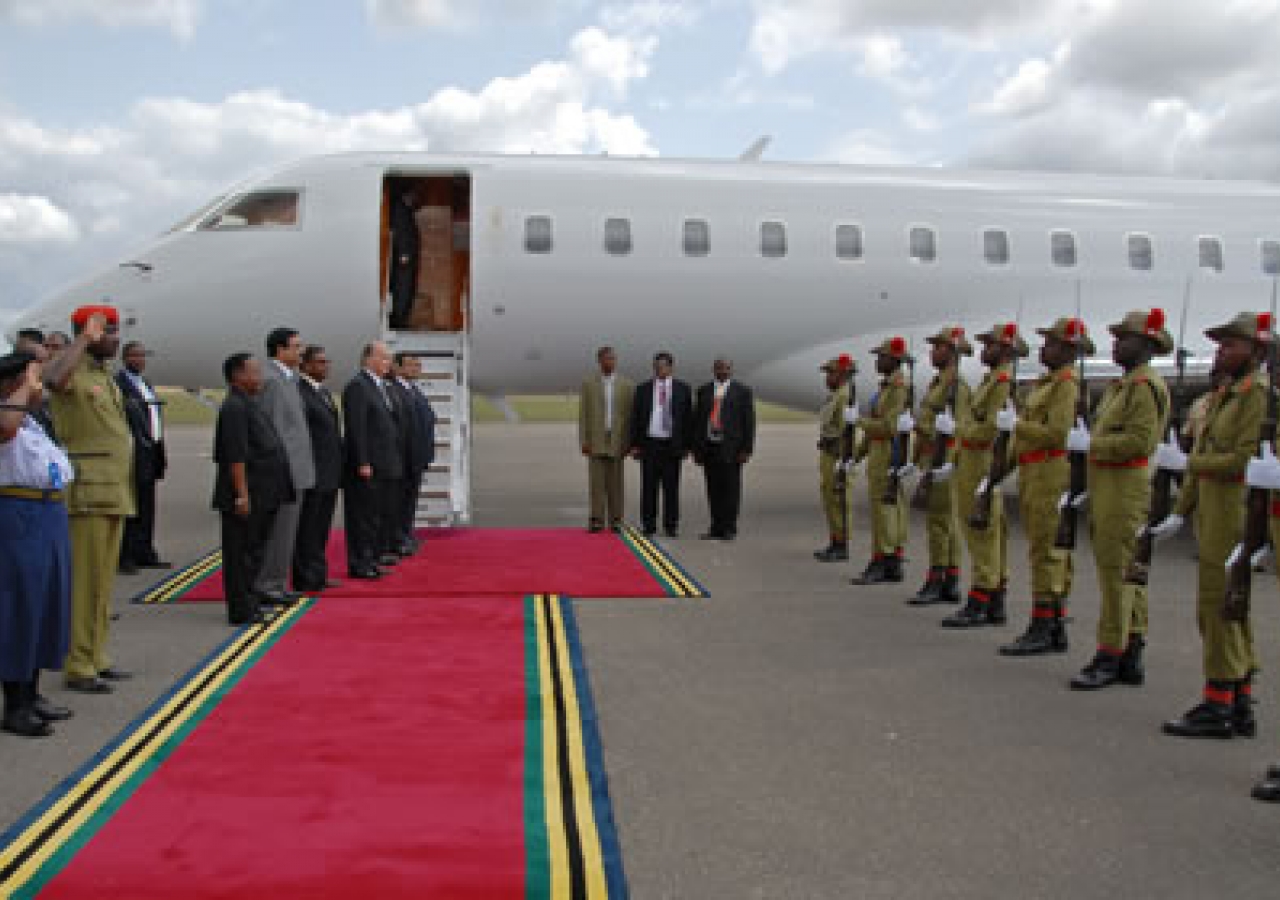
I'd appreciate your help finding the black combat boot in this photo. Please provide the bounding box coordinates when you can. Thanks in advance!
[1233,680,1257,738]
[814,541,848,562]
[882,554,905,583]
[1251,771,1280,802]
[1162,685,1236,739]
[998,606,1067,656]
[1118,635,1146,686]
[851,556,889,585]
[936,568,962,604]
[908,568,943,605]
[1070,650,1122,690]
[986,587,1008,625]
[941,588,995,628]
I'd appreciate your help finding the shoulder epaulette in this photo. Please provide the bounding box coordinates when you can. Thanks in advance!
[1056,368,1074,382]
[996,372,1011,384]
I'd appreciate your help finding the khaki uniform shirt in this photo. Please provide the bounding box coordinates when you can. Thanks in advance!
[1089,364,1169,464]
[915,369,971,466]
[50,356,136,517]
[1175,371,1268,518]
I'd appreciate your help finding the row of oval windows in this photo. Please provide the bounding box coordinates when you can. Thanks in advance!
[522,216,1280,275]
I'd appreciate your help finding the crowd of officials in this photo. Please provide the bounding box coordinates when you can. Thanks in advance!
[0,308,434,739]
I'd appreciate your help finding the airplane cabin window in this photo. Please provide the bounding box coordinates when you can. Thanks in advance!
[1199,237,1224,272]
[1128,233,1154,271]
[200,190,300,230]
[1263,240,1280,276]
[525,215,553,254]
[910,227,937,263]
[683,219,710,257]
[1051,231,1077,267]
[835,224,863,260]
[604,218,632,255]
[761,221,787,258]
[984,230,1009,265]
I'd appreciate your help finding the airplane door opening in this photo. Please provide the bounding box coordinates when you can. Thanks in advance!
[380,173,471,333]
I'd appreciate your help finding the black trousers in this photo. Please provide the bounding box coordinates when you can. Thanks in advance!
[389,263,418,327]
[345,477,392,572]
[122,476,159,564]
[703,456,743,535]
[221,506,276,622]
[380,478,404,554]
[292,487,337,591]
[639,439,682,531]
[399,468,425,546]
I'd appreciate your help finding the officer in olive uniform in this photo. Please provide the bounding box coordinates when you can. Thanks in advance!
[46,306,135,694]
[851,337,911,585]
[1148,312,1269,739]
[908,326,973,606]
[997,318,1089,656]
[1071,309,1172,690]
[943,322,1027,628]
[1245,397,1280,800]
[815,354,857,562]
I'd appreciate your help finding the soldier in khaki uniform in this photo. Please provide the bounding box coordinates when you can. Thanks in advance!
[1148,312,1269,739]
[907,327,973,606]
[579,346,634,533]
[851,337,912,585]
[1245,398,1280,800]
[943,323,1027,628]
[997,318,1089,656]
[46,306,136,693]
[815,354,857,562]
[1071,309,1172,689]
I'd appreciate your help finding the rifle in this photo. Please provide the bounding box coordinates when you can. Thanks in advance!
[882,347,916,504]
[912,339,962,510]
[968,309,1023,531]
[834,374,857,536]
[1126,279,1192,586]
[1054,284,1088,549]
[1222,280,1279,622]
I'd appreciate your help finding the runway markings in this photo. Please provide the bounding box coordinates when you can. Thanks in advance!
[619,526,710,599]
[526,594,628,899]
[0,602,312,899]
[128,549,222,605]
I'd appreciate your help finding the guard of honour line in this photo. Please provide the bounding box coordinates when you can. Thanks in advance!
[7,303,1280,806]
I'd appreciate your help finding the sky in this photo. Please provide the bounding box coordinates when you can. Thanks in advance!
[5,0,1280,329]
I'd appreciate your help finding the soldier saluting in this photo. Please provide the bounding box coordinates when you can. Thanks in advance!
[943,323,1026,628]
[851,337,912,585]
[1147,312,1269,739]
[1071,309,1172,690]
[814,355,856,562]
[998,318,1090,657]
[907,327,973,606]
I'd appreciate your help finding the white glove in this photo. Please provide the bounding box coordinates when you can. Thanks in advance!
[1246,442,1280,490]
[1142,513,1184,541]
[974,477,990,498]
[1058,491,1088,510]
[995,401,1017,433]
[935,408,956,436]
[894,462,918,479]
[1067,417,1091,454]
[1254,544,1273,569]
[842,406,859,426]
[896,411,915,434]
[1153,428,1187,473]
[838,459,857,475]
[931,462,954,483]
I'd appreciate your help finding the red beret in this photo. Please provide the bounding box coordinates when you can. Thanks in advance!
[71,305,120,327]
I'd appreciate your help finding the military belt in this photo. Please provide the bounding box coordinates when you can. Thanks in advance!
[1089,457,1148,469]
[918,439,956,454]
[1018,449,1066,466]
[0,486,65,503]
[1200,472,1244,484]
[960,439,992,451]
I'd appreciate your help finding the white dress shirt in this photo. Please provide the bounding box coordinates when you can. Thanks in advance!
[123,368,162,443]
[601,374,615,433]
[648,377,674,439]
[0,416,75,489]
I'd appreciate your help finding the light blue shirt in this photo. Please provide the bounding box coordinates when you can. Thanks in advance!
[0,416,75,490]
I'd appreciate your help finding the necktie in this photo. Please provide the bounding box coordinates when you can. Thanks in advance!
[711,386,724,431]
[660,382,672,433]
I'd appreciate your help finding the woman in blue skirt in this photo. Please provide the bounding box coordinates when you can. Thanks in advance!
[0,351,74,737]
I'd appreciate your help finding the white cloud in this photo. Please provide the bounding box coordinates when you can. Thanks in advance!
[0,194,79,244]
[365,0,572,30]
[821,129,918,167]
[570,26,655,95]
[0,0,200,38]
[979,55,1055,117]
[599,0,700,33]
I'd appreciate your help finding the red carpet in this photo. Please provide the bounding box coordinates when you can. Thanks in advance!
[36,599,530,899]
[177,528,678,600]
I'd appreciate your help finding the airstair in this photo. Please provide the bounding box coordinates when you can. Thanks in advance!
[383,329,471,528]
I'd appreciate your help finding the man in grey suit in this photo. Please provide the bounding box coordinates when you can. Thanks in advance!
[579,345,634,533]
[254,327,315,604]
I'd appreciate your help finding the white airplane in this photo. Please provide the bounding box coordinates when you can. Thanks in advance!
[9,150,1278,521]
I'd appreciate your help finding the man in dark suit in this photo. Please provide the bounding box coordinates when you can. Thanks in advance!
[116,341,169,572]
[291,345,343,594]
[342,342,404,578]
[213,354,293,626]
[693,357,756,541]
[390,352,437,555]
[630,351,695,537]
[388,183,422,330]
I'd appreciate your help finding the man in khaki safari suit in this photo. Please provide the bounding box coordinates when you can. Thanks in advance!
[579,346,634,532]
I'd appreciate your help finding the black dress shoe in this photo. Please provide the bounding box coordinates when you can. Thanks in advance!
[609,522,623,533]
[1252,777,1280,802]
[324,578,344,589]
[379,554,400,567]
[139,560,173,569]
[2,709,54,738]
[1070,652,1122,691]
[98,667,133,681]
[641,527,657,537]
[1162,702,1235,739]
[118,560,138,575]
[65,677,113,694]
[814,543,848,562]
[664,527,679,538]
[588,523,604,534]
[1264,762,1280,781]
[700,530,725,540]
[31,695,73,722]
[349,567,382,580]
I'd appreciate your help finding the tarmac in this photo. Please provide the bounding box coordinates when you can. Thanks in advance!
[3,422,1280,899]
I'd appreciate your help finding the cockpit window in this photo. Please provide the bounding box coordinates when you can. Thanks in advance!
[166,195,226,233]
[199,190,301,230]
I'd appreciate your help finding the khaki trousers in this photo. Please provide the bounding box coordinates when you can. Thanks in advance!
[65,514,124,680]
[588,455,625,526]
